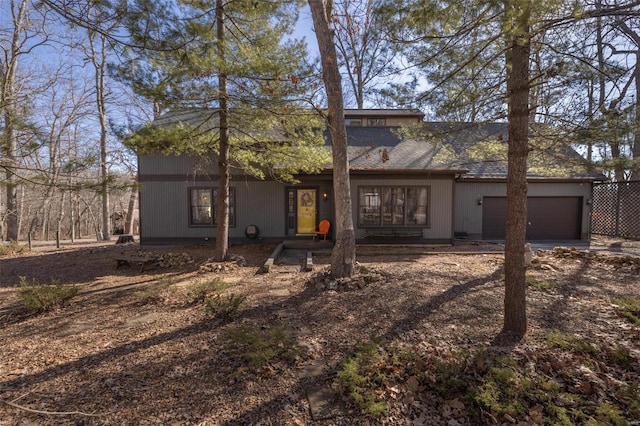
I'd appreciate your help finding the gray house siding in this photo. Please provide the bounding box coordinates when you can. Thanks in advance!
[235,181,287,238]
[139,153,214,176]
[455,181,592,240]
[138,151,456,244]
[139,178,290,243]
[139,154,288,244]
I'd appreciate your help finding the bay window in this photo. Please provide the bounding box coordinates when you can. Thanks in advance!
[358,186,429,227]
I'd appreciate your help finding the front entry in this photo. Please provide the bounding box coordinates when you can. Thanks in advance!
[287,188,317,235]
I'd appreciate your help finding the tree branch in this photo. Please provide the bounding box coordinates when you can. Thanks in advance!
[1,398,106,417]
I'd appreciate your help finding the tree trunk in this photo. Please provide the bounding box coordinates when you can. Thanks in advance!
[42,194,52,241]
[57,191,67,237]
[214,0,230,262]
[1,0,28,241]
[309,0,356,278]
[78,194,101,239]
[3,107,19,241]
[631,52,640,180]
[124,184,137,235]
[92,32,111,241]
[70,191,76,241]
[502,0,531,339]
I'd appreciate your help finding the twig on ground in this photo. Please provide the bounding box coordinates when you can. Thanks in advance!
[1,399,105,417]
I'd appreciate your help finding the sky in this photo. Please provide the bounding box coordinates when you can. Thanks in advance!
[292,5,320,61]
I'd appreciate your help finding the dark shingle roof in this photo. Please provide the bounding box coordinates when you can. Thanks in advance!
[334,127,464,172]
[421,122,604,180]
[152,110,603,180]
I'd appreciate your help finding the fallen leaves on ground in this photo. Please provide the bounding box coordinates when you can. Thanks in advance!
[0,241,638,425]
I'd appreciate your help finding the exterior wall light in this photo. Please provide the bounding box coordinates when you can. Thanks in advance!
[477,197,483,206]
[323,192,329,201]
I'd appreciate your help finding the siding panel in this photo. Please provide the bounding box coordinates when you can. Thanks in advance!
[234,181,286,237]
[139,154,218,176]
[140,180,288,240]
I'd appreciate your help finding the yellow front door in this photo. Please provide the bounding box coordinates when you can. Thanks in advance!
[297,189,316,234]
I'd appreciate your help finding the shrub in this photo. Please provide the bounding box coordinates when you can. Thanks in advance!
[613,297,640,325]
[204,293,244,319]
[186,278,227,304]
[0,241,28,256]
[18,276,78,313]
[223,324,302,370]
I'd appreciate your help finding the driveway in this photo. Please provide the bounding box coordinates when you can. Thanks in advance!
[477,236,640,257]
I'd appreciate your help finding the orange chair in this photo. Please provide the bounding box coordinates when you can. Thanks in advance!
[312,219,331,241]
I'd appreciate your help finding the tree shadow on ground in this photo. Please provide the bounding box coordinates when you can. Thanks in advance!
[0,254,546,424]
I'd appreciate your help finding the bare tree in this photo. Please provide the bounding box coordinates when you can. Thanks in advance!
[0,0,45,241]
[87,30,111,240]
[309,0,356,278]
[333,0,397,108]
[607,18,640,181]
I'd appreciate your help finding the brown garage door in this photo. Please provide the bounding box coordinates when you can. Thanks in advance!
[482,197,582,240]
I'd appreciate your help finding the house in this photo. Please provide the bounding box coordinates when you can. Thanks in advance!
[422,122,603,240]
[137,109,603,246]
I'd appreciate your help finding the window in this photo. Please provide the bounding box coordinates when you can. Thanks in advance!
[189,188,235,227]
[367,118,386,126]
[345,118,362,127]
[358,186,429,227]
[359,187,381,226]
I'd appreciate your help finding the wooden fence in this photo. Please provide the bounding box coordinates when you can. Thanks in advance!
[591,181,640,239]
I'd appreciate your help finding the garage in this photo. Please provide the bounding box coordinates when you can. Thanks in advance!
[482,197,583,240]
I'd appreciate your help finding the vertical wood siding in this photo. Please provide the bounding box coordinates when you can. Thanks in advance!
[140,173,456,242]
[139,154,218,175]
[234,181,286,237]
[140,179,287,239]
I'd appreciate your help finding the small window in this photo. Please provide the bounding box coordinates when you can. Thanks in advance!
[189,187,235,227]
[367,118,386,126]
[345,118,362,127]
[358,186,429,227]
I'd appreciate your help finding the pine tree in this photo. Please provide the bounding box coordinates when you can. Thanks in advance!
[117,0,328,261]
[385,0,640,338]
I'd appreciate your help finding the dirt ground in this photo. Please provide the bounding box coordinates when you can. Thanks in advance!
[1,239,639,425]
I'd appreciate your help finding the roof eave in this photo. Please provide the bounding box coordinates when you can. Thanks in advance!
[457,175,607,183]
[318,167,468,175]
